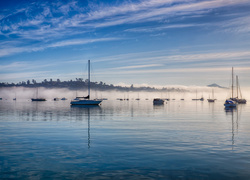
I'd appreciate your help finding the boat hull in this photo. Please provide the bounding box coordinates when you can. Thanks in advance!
[224,103,237,108]
[71,100,102,105]
[153,99,164,105]
[31,98,46,101]
[224,101,237,108]
[237,99,247,104]
[207,99,216,102]
[192,98,203,101]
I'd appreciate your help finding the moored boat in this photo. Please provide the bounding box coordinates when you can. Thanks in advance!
[31,88,46,101]
[71,60,102,106]
[153,98,165,105]
[207,99,215,102]
[235,75,247,104]
[207,89,216,102]
[192,90,204,101]
[32,98,46,101]
[224,99,237,108]
[224,67,237,108]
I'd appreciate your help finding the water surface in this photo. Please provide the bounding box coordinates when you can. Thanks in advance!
[1,99,250,179]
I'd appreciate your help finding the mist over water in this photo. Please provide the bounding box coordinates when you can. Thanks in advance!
[1,86,249,101]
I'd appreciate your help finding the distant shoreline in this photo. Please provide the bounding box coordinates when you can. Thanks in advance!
[0,79,188,92]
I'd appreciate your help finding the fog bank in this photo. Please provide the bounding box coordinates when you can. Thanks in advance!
[0,86,249,101]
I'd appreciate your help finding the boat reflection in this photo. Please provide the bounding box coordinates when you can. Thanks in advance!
[71,105,101,149]
[70,105,102,109]
[224,106,237,113]
[225,106,239,150]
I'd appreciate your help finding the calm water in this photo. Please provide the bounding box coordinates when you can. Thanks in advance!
[1,99,250,179]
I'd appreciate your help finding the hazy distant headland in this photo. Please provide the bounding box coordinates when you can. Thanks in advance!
[207,83,227,89]
[0,78,187,92]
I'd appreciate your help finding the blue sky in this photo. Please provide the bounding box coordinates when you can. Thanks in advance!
[1,0,250,87]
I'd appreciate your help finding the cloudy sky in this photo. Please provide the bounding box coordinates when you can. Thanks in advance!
[1,0,250,87]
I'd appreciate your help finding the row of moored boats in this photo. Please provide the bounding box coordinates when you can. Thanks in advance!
[1,65,246,108]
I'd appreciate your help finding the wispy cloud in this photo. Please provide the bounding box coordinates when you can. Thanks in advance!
[93,50,250,66]
[0,71,53,81]
[0,62,28,71]
[0,37,120,58]
[125,24,202,33]
[1,0,250,58]
[0,61,63,73]
[111,64,163,70]
[1,0,249,39]
[219,15,250,33]
[96,67,250,76]
[83,0,250,28]
[48,38,120,48]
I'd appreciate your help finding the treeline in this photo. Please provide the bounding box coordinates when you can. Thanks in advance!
[0,78,186,92]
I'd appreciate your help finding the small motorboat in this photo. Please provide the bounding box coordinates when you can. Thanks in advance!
[153,98,165,105]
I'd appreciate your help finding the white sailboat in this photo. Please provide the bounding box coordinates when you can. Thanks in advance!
[71,60,102,106]
[224,67,237,108]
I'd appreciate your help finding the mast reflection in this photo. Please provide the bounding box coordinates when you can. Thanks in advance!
[225,106,239,150]
[71,105,101,149]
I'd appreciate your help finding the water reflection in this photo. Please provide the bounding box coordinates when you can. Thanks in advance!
[70,105,101,149]
[1,100,250,179]
[225,106,239,150]
[153,104,164,109]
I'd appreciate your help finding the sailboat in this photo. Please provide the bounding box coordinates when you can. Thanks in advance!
[235,75,247,104]
[71,60,102,105]
[207,89,216,102]
[224,67,237,108]
[13,93,16,101]
[192,90,204,101]
[31,88,46,101]
[13,88,17,100]
[135,93,140,101]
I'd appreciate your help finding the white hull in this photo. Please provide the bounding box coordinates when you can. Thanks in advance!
[71,100,102,105]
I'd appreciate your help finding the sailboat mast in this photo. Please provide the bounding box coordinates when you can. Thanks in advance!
[232,67,234,98]
[236,75,239,98]
[88,60,90,99]
[238,76,243,99]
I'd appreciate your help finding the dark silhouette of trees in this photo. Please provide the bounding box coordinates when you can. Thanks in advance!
[0,78,187,92]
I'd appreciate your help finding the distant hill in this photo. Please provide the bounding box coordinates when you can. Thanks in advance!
[207,83,227,89]
[0,78,188,92]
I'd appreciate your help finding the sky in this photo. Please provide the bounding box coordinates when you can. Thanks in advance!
[1,0,250,87]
